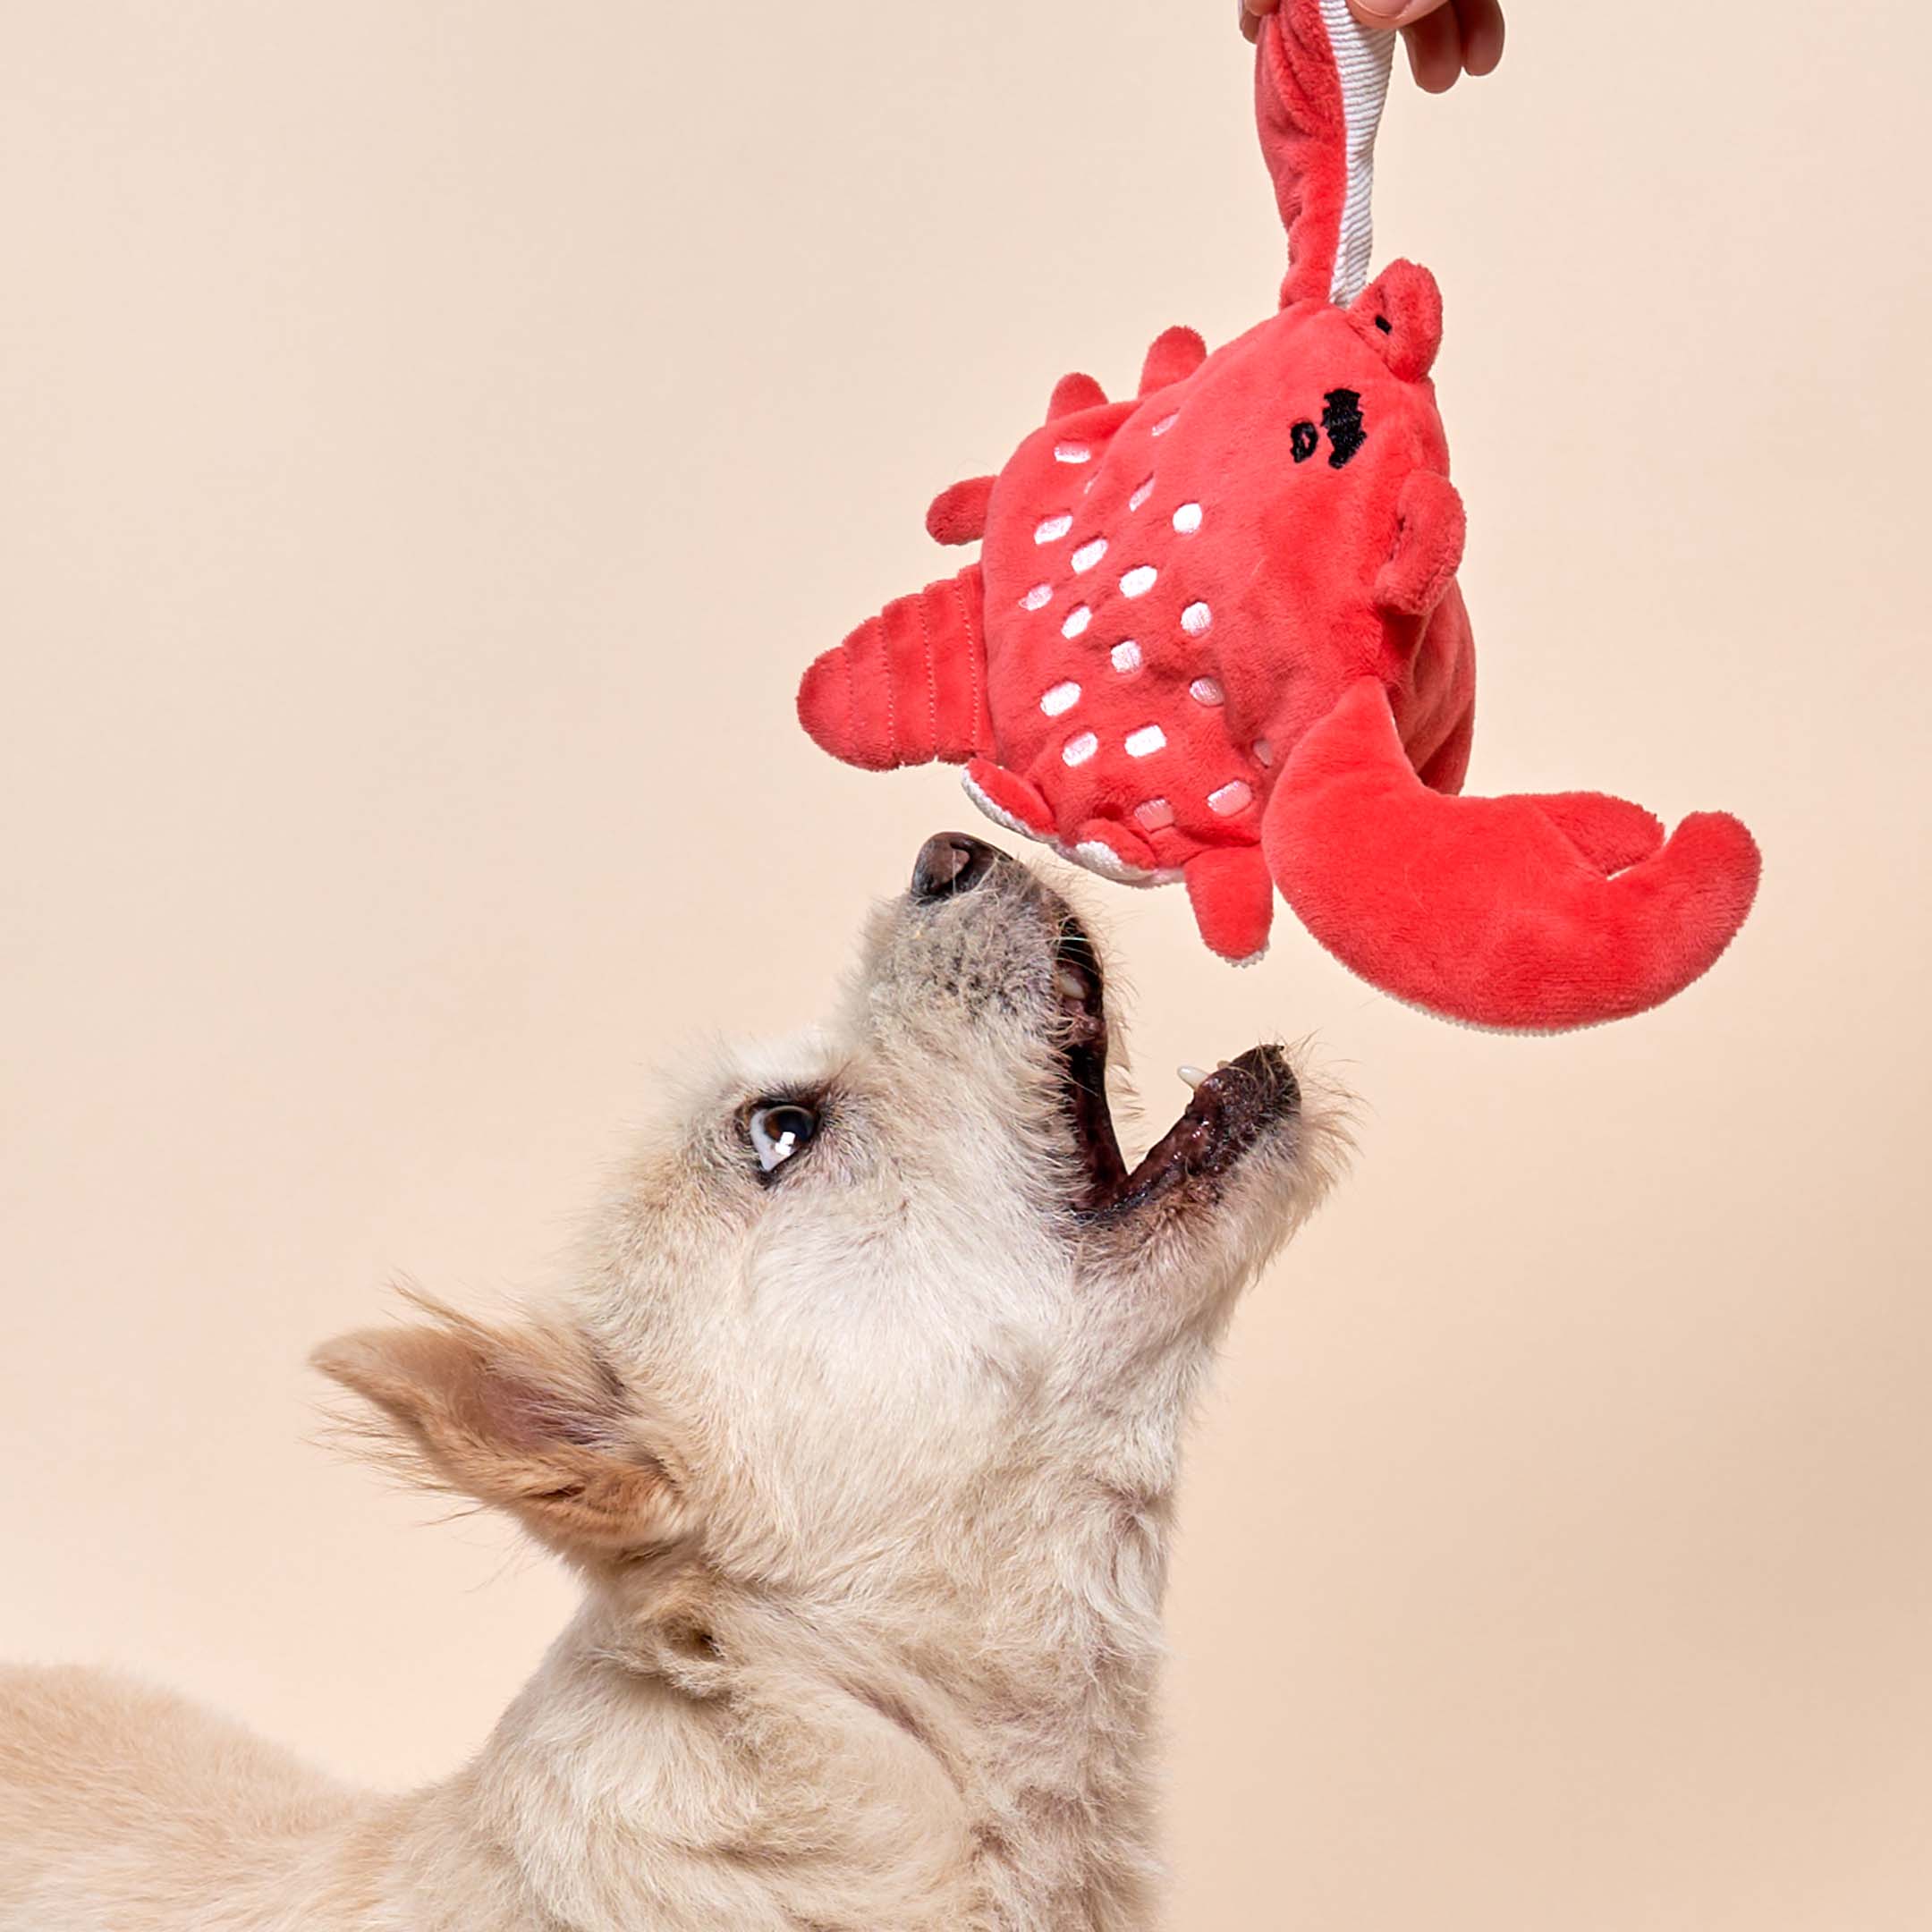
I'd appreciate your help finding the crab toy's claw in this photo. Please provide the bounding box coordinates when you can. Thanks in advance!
[1264,681,1763,1030]
[797,566,992,772]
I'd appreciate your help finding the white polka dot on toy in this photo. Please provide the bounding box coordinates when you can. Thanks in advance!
[1129,477,1155,512]
[1125,724,1166,758]
[1208,780,1252,816]
[1190,677,1224,706]
[1072,538,1108,573]
[1181,601,1212,636]
[1111,640,1142,674]
[1134,798,1174,830]
[1055,442,1091,463]
[1063,731,1098,767]
[1063,606,1091,640]
[1022,583,1052,611]
[1120,566,1157,599]
[1254,738,1274,767]
[1151,412,1178,437]
[1034,514,1072,544]
[1173,502,1202,534]
[1040,681,1080,717]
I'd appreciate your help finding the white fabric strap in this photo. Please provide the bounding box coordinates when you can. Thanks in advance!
[1318,0,1397,305]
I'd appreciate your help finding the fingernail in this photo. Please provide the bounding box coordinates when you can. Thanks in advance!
[1352,0,1432,22]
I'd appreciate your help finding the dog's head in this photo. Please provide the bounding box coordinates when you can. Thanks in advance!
[317,837,1346,1637]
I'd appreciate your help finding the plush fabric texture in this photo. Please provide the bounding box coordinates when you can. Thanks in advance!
[797,0,1760,1030]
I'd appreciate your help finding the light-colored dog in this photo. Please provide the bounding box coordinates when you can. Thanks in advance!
[0,835,1345,1932]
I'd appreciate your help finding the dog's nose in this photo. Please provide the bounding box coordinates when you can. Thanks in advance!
[911,832,1007,901]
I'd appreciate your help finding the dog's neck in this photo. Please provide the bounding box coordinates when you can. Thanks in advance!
[408,1487,1179,1932]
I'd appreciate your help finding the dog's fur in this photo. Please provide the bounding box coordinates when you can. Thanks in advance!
[0,841,1346,1931]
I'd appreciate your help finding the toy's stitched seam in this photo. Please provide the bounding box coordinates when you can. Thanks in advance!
[918,586,938,757]
[957,574,987,752]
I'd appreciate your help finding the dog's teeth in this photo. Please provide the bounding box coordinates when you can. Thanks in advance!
[1055,966,1089,1002]
[1178,1064,1207,1090]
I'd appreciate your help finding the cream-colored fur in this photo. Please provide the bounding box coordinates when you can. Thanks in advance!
[0,843,1347,1931]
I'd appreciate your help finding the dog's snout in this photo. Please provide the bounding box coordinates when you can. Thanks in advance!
[911,833,1007,902]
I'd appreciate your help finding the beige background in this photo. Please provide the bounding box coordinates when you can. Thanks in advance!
[3,2,1928,1926]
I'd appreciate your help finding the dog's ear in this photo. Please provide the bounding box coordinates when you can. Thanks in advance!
[312,1301,691,1562]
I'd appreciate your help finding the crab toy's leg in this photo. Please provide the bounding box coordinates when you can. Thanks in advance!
[1263,680,1761,1030]
[1139,326,1207,396]
[961,758,1057,843]
[926,476,996,547]
[1068,817,1164,885]
[1184,848,1275,966]
[797,566,991,773]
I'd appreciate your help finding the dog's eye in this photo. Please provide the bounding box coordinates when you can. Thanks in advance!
[748,1103,818,1176]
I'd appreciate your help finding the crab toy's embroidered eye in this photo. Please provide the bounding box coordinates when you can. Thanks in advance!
[1290,419,1319,463]
[748,1102,819,1176]
[1322,388,1366,468]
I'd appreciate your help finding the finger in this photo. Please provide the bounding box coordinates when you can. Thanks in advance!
[1456,0,1505,76]
[1239,0,1280,41]
[1348,0,1450,26]
[1402,4,1464,94]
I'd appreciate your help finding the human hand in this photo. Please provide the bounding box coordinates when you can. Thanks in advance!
[1237,0,1505,94]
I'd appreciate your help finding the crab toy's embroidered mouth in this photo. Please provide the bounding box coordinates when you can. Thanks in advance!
[1049,915,1298,1217]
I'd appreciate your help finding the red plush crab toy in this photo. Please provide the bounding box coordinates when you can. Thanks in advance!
[798,0,1759,1030]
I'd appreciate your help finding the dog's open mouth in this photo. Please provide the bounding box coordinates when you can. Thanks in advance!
[1051,917,1298,1216]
